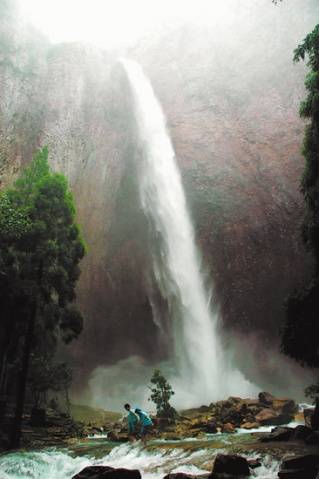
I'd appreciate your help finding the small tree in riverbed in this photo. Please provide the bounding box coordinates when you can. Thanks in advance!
[148,369,177,419]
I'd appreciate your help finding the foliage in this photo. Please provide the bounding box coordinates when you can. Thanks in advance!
[0,147,86,356]
[281,25,319,372]
[0,147,86,447]
[305,382,319,403]
[28,356,72,408]
[282,281,319,366]
[148,369,177,418]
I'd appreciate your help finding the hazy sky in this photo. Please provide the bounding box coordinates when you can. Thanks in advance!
[17,0,245,48]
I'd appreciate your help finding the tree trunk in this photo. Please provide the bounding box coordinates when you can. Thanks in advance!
[65,386,70,416]
[0,323,9,395]
[9,301,37,450]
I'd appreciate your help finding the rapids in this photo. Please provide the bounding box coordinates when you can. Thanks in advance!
[0,438,280,479]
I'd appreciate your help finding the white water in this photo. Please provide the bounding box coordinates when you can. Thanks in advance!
[122,59,256,405]
[0,442,279,479]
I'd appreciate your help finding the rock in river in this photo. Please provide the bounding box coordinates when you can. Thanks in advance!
[72,466,141,479]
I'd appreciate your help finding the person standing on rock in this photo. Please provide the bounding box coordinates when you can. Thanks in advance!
[124,403,138,440]
[134,407,153,442]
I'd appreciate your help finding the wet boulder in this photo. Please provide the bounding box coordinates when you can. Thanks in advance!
[211,453,250,478]
[255,407,293,426]
[163,474,209,479]
[255,408,279,425]
[107,431,129,443]
[163,474,194,479]
[72,466,141,479]
[259,426,294,442]
[240,422,260,430]
[311,399,319,430]
[272,399,297,417]
[205,421,218,434]
[258,392,275,406]
[247,458,262,469]
[303,408,313,428]
[305,431,319,445]
[72,466,114,479]
[292,425,312,441]
[221,423,236,433]
[278,454,319,479]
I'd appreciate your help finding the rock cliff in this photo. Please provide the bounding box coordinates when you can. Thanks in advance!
[0,0,318,395]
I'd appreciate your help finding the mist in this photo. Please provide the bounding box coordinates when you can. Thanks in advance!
[1,0,319,411]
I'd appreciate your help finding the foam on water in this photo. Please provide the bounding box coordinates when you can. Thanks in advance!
[0,442,280,479]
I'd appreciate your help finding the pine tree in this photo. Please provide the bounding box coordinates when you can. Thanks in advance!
[0,147,86,448]
[148,369,177,419]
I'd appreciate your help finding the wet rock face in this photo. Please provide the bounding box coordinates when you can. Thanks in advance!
[211,453,250,477]
[164,393,297,438]
[278,454,319,479]
[72,467,141,479]
[208,394,297,430]
[1,0,318,390]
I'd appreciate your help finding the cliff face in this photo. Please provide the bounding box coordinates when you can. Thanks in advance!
[131,18,313,340]
[0,0,318,393]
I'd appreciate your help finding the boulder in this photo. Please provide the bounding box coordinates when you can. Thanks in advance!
[280,454,319,471]
[211,454,250,477]
[255,407,293,426]
[240,422,260,430]
[258,392,275,405]
[221,423,236,434]
[247,458,262,469]
[278,454,319,479]
[107,431,129,443]
[305,432,319,445]
[72,467,141,479]
[272,399,297,416]
[72,466,114,478]
[292,425,312,441]
[304,408,314,428]
[255,408,279,425]
[206,421,218,433]
[227,397,242,404]
[163,474,194,479]
[260,426,294,442]
[163,474,210,479]
[278,469,318,478]
[311,398,319,430]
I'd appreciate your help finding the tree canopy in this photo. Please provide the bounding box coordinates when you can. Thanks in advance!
[281,25,319,368]
[148,369,177,419]
[0,146,86,447]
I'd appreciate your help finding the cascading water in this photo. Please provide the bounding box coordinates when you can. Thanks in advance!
[0,441,280,479]
[122,59,256,404]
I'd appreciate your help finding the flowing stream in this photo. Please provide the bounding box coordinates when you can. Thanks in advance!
[121,59,256,404]
[0,439,280,479]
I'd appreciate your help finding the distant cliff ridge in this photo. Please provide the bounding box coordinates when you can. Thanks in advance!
[0,0,318,395]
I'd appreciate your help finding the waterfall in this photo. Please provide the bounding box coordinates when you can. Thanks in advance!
[122,59,256,404]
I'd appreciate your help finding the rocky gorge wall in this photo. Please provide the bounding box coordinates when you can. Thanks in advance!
[0,0,318,399]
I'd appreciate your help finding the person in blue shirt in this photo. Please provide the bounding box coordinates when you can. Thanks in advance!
[124,403,138,439]
[134,407,153,440]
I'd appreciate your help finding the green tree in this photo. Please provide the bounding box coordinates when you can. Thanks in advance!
[0,147,86,448]
[148,369,177,419]
[28,356,72,411]
[281,26,319,375]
